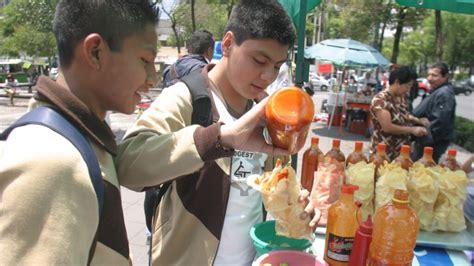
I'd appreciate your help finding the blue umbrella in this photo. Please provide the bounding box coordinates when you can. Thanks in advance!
[304,38,390,67]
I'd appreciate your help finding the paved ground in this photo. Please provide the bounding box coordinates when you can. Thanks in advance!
[1,91,472,265]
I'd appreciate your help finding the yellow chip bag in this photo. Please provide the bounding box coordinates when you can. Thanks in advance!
[407,162,440,231]
[247,160,312,240]
[375,162,408,211]
[432,168,468,232]
[346,161,375,220]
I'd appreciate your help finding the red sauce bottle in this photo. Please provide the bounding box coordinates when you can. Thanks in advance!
[301,136,323,191]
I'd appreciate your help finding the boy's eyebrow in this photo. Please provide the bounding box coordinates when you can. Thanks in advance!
[257,50,287,64]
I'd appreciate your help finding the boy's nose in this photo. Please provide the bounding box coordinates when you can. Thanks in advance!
[146,63,159,88]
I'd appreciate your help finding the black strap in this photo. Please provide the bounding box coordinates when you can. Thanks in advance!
[0,106,105,216]
[181,69,213,127]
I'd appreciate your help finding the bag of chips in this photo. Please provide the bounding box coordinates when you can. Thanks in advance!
[247,160,312,240]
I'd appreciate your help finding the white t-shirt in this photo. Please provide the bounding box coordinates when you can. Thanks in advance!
[212,91,267,266]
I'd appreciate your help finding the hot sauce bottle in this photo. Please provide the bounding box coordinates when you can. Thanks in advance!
[265,87,314,152]
[368,189,419,266]
[346,141,368,167]
[369,143,389,182]
[394,145,413,171]
[418,146,436,167]
[301,136,323,191]
[440,149,461,171]
[324,184,359,266]
[326,139,346,163]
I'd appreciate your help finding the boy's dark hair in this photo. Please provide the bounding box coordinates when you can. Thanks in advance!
[53,0,159,68]
[430,62,450,77]
[187,29,215,55]
[225,0,295,47]
[389,66,417,85]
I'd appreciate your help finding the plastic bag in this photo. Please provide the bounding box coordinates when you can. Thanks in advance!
[346,161,375,221]
[247,160,312,240]
[375,162,408,211]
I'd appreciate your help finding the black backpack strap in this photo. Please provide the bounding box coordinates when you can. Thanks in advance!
[180,69,213,127]
[0,106,104,216]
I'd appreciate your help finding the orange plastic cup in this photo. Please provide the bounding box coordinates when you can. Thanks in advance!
[265,87,315,151]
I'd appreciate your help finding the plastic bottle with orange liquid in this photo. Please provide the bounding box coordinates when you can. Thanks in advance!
[324,184,359,266]
[265,87,315,152]
[440,149,461,171]
[368,189,419,266]
[394,145,413,170]
[346,141,368,167]
[301,136,323,191]
[418,146,436,167]
[369,143,389,181]
[326,139,346,163]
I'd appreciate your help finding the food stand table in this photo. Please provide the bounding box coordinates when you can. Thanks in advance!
[343,93,373,135]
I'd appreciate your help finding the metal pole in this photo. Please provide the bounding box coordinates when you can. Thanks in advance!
[292,0,308,171]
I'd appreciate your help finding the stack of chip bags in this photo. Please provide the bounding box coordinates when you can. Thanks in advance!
[346,161,375,220]
[247,160,312,240]
[375,162,408,211]
[432,168,468,232]
[407,162,440,231]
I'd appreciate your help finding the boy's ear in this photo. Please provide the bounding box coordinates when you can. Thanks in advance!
[221,31,234,57]
[83,34,105,70]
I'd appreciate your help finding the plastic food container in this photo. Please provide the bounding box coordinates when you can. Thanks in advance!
[250,220,313,257]
[265,87,314,151]
[253,250,323,266]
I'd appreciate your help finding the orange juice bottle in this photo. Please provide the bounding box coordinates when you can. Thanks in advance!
[418,146,436,167]
[324,184,360,265]
[440,149,461,171]
[394,145,413,171]
[368,189,419,266]
[369,143,389,181]
[326,139,346,163]
[265,87,315,152]
[346,141,368,167]
[301,136,323,191]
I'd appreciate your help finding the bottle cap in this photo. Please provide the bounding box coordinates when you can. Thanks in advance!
[341,184,359,194]
[333,139,341,147]
[355,141,363,150]
[377,143,386,153]
[311,136,319,145]
[401,145,410,154]
[392,189,409,203]
[358,215,373,235]
[424,146,433,155]
[447,149,457,156]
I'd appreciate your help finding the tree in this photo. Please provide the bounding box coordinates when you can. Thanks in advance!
[434,10,443,62]
[159,0,184,53]
[0,0,58,61]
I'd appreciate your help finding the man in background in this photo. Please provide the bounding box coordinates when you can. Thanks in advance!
[411,62,456,163]
[162,29,214,88]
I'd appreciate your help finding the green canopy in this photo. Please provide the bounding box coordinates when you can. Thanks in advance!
[396,0,474,15]
[278,0,322,28]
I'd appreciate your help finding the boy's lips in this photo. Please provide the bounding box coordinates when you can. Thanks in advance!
[251,84,266,91]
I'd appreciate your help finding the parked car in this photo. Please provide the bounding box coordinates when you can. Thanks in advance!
[453,82,472,96]
[308,73,330,91]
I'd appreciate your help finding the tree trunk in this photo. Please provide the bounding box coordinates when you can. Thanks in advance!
[391,8,406,64]
[379,20,387,51]
[171,21,181,54]
[435,10,443,62]
[191,0,196,32]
